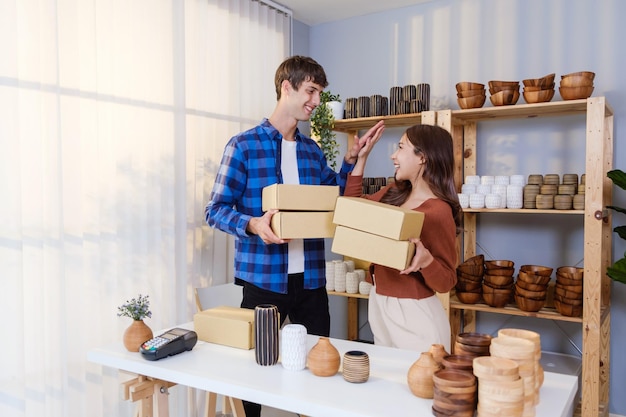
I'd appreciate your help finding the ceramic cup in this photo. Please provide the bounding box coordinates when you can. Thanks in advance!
[346,272,359,294]
[458,193,470,209]
[343,350,370,383]
[461,184,477,195]
[469,193,485,209]
[485,194,502,209]
[465,175,481,185]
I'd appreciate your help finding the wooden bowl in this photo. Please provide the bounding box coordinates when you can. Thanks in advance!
[523,73,555,87]
[554,285,583,300]
[561,71,595,81]
[483,274,514,287]
[515,278,548,292]
[524,83,555,92]
[485,260,514,269]
[490,90,520,106]
[560,75,594,88]
[554,299,583,317]
[456,82,485,93]
[523,89,555,104]
[556,266,584,280]
[457,88,486,98]
[454,341,490,356]
[484,266,515,276]
[517,271,551,286]
[458,95,486,109]
[520,264,553,277]
[457,332,492,347]
[515,285,547,300]
[442,354,475,372]
[456,291,483,304]
[455,280,483,292]
[482,290,512,308]
[555,275,582,286]
[457,263,484,276]
[433,368,477,388]
[559,86,594,100]
[554,293,583,306]
[457,270,484,282]
[488,80,520,89]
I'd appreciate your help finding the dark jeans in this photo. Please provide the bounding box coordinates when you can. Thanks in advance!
[237,273,330,417]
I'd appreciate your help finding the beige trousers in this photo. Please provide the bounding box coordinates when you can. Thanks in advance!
[368,290,451,353]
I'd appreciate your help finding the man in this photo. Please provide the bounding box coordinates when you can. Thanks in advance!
[205,55,384,417]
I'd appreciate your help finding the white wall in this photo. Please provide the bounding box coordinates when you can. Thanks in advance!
[300,0,626,414]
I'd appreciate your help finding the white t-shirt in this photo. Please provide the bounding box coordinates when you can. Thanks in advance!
[281,139,305,274]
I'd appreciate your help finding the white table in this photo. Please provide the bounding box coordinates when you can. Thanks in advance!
[88,324,578,417]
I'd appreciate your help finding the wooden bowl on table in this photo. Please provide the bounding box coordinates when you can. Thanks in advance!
[483,274,514,287]
[490,89,520,106]
[455,291,482,304]
[523,73,555,88]
[515,278,548,292]
[520,264,553,277]
[458,94,486,109]
[560,74,594,88]
[457,88,486,98]
[554,299,582,317]
[523,89,555,104]
[482,289,513,308]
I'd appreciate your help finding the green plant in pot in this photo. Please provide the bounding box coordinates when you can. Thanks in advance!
[311,91,341,170]
[607,169,626,284]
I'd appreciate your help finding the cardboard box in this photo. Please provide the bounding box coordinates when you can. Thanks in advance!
[333,197,424,240]
[262,184,339,211]
[331,225,416,270]
[271,211,336,239]
[193,306,255,350]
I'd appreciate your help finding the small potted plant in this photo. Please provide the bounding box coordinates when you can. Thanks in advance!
[118,294,154,351]
[311,91,341,170]
[607,169,626,284]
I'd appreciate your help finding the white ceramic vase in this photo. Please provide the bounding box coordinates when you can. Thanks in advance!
[281,324,307,371]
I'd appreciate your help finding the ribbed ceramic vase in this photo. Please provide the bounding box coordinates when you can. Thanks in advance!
[281,324,307,371]
[123,320,153,352]
[254,304,279,366]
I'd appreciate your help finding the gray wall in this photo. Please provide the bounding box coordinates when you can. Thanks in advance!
[296,0,625,414]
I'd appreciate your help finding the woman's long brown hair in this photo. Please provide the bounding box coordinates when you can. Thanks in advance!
[380,124,462,234]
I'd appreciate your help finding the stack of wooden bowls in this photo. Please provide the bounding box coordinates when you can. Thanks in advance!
[432,369,477,417]
[490,336,538,416]
[554,266,584,317]
[456,82,486,109]
[472,356,524,417]
[488,80,520,106]
[442,354,475,373]
[559,71,595,100]
[483,260,515,307]
[522,73,555,104]
[455,254,484,304]
[514,265,553,312]
[454,332,492,358]
[498,329,544,403]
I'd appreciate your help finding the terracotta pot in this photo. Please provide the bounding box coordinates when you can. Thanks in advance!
[407,352,441,399]
[307,337,340,377]
[123,320,153,352]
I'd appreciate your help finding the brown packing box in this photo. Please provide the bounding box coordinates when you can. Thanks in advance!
[271,211,336,239]
[333,196,425,240]
[262,184,339,211]
[193,306,255,350]
[331,225,416,270]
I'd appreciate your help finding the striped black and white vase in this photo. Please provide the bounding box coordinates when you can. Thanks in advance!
[254,304,279,366]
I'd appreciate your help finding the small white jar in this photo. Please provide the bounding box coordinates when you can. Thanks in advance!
[469,193,485,209]
[485,194,502,209]
[458,193,470,209]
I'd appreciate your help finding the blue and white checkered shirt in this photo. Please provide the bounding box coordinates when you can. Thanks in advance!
[206,118,353,293]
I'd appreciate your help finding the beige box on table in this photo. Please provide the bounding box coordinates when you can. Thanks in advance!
[193,306,255,350]
[262,184,339,211]
[271,211,336,239]
[333,197,425,240]
[331,225,416,271]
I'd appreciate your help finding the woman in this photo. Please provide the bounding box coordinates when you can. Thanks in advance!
[345,124,461,352]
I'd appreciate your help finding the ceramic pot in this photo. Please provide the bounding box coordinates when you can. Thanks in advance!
[255,304,279,366]
[307,337,340,377]
[343,350,370,383]
[407,352,441,399]
[123,320,153,352]
[281,324,307,371]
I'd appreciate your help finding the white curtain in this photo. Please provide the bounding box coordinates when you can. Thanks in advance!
[0,0,291,415]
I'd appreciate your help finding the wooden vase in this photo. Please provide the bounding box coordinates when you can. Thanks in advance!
[428,344,449,366]
[407,352,441,399]
[123,320,153,352]
[307,337,340,377]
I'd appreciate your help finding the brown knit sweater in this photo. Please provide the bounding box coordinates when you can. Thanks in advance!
[343,173,457,299]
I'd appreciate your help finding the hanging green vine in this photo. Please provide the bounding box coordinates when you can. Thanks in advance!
[607,169,626,284]
[310,91,341,170]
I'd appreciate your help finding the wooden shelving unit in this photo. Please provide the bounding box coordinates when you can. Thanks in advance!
[332,97,614,417]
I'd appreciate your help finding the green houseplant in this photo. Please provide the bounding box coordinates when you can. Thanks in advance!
[607,169,626,284]
[311,91,341,170]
